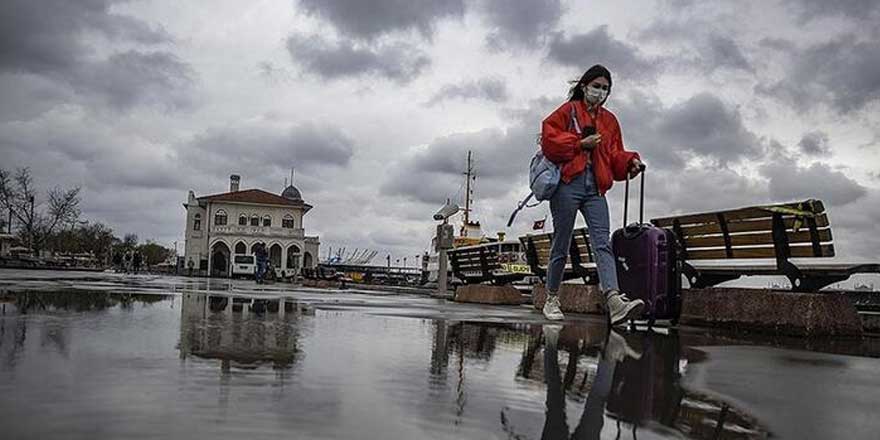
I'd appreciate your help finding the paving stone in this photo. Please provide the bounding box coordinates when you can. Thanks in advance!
[682,288,863,337]
[454,284,527,305]
[532,284,605,315]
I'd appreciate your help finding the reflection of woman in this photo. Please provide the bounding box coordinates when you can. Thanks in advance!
[541,325,640,440]
[540,64,644,324]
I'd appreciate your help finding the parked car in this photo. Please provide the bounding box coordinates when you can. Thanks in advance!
[231,254,256,279]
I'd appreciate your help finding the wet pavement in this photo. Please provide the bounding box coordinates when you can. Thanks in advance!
[1,269,879,439]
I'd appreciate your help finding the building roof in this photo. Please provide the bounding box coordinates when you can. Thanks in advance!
[198,189,310,209]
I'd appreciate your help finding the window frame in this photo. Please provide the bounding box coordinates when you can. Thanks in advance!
[282,214,295,229]
[214,209,227,226]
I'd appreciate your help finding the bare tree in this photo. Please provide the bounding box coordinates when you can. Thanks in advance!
[0,167,81,255]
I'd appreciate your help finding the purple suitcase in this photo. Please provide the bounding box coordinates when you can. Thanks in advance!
[611,165,681,325]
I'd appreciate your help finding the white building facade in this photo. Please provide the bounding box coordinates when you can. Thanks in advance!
[183,175,320,277]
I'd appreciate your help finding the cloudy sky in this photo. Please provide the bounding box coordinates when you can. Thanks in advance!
[1,0,879,264]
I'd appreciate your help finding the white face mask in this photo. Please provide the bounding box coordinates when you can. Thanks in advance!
[584,85,608,104]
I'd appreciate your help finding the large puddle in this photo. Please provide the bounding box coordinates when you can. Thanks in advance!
[1,271,879,439]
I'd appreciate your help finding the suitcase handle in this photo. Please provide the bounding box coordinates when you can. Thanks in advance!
[623,162,647,227]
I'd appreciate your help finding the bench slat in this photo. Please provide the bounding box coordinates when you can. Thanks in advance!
[684,228,833,248]
[652,200,826,227]
[673,214,830,237]
[687,244,835,259]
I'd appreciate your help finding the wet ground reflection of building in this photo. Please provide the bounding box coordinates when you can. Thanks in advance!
[178,293,310,372]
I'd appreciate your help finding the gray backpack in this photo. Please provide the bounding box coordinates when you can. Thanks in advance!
[508,103,580,226]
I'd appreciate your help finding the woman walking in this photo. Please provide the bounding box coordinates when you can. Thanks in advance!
[540,64,645,325]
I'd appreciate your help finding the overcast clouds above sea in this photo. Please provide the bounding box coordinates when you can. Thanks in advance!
[1,0,878,262]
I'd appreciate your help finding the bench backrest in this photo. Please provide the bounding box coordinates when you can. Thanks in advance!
[519,227,596,279]
[650,199,834,262]
[448,244,500,282]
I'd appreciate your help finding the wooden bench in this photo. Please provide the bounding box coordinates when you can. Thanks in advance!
[519,227,599,285]
[448,243,528,285]
[651,199,880,292]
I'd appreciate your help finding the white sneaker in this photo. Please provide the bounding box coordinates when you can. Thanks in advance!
[542,324,562,346]
[604,329,642,362]
[605,291,644,326]
[543,295,565,321]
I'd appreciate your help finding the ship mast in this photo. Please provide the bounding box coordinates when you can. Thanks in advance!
[461,151,475,237]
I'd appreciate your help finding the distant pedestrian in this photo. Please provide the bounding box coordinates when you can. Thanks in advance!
[133,251,142,274]
[123,251,132,274]
[540,64,644,324]
[254,244,269,284]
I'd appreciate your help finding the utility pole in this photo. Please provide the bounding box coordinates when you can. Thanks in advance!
[461,151,474,237]
[28,195,34,253]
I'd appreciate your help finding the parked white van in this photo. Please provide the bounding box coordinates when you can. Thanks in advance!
[231,254,256,278]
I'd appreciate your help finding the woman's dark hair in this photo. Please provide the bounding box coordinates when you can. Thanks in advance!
[568,64,613,102]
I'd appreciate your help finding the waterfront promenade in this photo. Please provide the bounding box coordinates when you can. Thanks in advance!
[2,268,880,439]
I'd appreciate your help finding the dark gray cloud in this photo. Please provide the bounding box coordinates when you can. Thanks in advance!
[286,34,430,83]
[0,0,168,75]
[761,161,866,206]
[185,123,355,180]
[798,130,831,156]
[0,0,191,113]
[381,99,552,205]
[74,51,195,110]
[612,91,763,169]
[637,18,753,75]
[296,0,464,40]
[480,0,563,50]
[428,77,508,104]
[657,93,764,164]
[0,74,70,122]
[547,26,656,80]
[609,91,685,170]
[380,128,525,205]
[757,35,880,113]
[703,35,753,73]
[783,0,880,23]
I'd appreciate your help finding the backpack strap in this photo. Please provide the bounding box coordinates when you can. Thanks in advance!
[507,193,540,227]
[569,102,582,136]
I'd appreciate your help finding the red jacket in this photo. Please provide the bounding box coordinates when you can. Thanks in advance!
[541,100,640,195]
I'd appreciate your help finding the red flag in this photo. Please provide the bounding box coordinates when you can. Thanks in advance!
[533,219,546,230]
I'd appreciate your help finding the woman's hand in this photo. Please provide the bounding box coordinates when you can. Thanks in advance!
[580,134,602,150]
[629,158,644,177]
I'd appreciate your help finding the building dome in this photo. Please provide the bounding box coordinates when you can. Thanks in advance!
[281,185,302,201]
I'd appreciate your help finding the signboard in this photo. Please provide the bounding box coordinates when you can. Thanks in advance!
[436,224,455,250]
[500,263,531,274]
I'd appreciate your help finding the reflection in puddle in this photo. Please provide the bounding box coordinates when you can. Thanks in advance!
[1,289,775,439]
[178,293,308,370]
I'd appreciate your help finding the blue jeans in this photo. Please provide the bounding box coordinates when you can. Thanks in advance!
[546,165,619,294]
[256,261,267,282]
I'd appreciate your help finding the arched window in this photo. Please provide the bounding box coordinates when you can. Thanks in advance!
[250,215,259,227]
[234,241,247,254]
[282,214,295,229]
[193,213,201,231]
[214,209,227,226]
[251,242,265,254]
[238,214,247,226]
[286,244,301,269]
[263,215,272,227]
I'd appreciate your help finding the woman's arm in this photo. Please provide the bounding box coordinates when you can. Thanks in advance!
[607,117,641,181]
[541,104,580,164]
